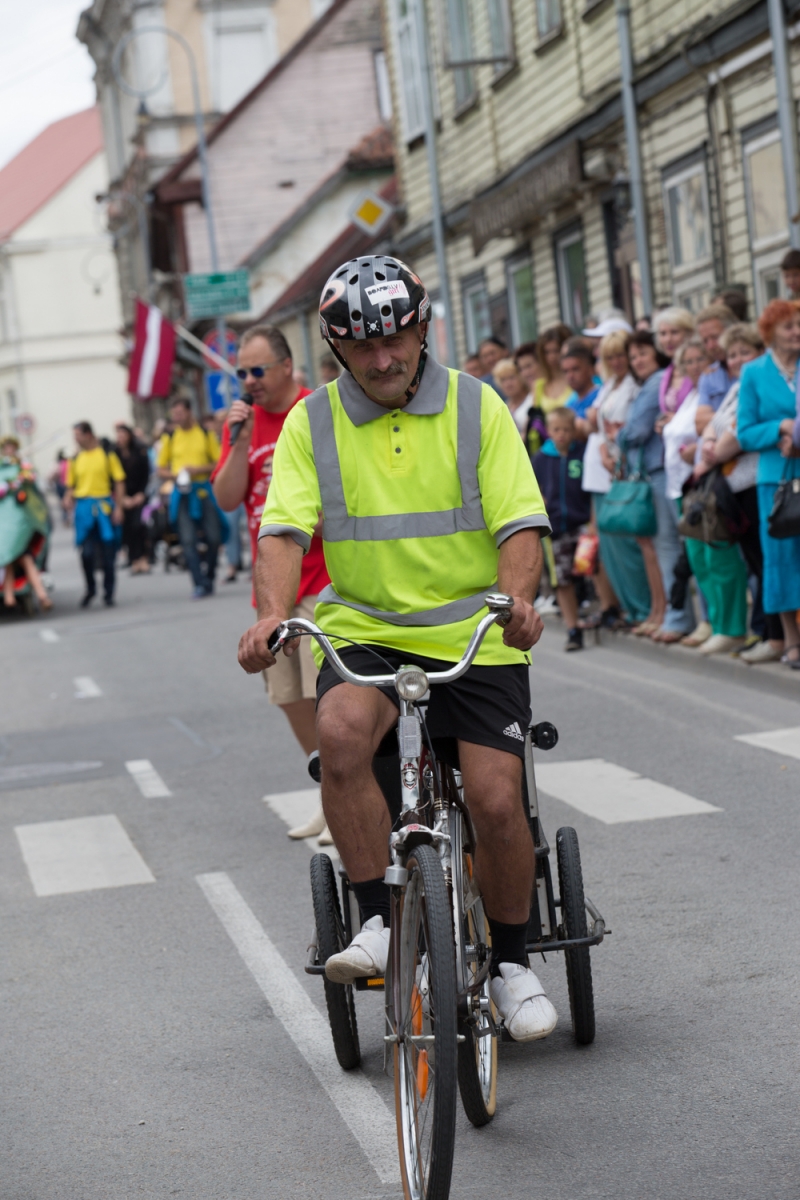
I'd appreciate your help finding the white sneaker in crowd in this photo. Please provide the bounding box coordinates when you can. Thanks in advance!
[697,634,747,656]
[740,640,784,664]
[490,963,558,1042]
[324,916,389,984]
[534,594,560,616]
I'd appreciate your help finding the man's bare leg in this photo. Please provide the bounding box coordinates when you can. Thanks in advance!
[281,697,317,756]
[316,683,397,881]
[458,741,533,924]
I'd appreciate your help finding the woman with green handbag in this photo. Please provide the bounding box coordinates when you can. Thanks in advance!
[583,330,651,625]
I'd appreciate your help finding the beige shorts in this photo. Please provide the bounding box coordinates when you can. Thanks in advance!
[262,594,319,706]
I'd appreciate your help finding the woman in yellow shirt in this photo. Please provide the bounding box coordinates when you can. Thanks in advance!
[533,325,574,414]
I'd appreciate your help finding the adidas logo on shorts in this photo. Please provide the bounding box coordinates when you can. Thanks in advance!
[502,721,525,742]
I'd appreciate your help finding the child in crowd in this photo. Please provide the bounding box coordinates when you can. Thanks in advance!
[532,408,592,651]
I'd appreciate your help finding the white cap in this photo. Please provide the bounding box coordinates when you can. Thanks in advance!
[581,316,633,338]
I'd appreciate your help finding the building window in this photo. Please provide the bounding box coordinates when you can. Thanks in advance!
[446,0,477,109]
[536,0,562,39]
[463,276,492,354]
[744,127,790,309]
[392,0,426,140]
[662,158,715,310]
[506,255,537,345]
[487,0,514,71]
[374,51,393,122]
[204,3,278,113]
[555,227,588,330]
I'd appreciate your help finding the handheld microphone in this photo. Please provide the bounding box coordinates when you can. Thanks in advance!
[228,391,254,447]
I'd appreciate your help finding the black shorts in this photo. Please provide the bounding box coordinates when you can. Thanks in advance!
[316,645,531,760]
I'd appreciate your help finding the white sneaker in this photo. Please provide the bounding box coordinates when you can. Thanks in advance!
[740,640,783,664]
[534,594,560,616]
[317,824,334,846]
[490,963,558,1042]
[288,805,326,839]
[697,634,746,656]
[324,915,389,984]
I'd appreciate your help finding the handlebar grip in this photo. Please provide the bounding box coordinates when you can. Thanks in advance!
[267,627,282,652]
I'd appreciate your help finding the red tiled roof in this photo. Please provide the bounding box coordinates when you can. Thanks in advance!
[0,108,103,240]
[345,126,394,171]
[264,176,398,320]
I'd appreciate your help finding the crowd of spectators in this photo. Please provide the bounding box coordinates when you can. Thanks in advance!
[474,262,800,670]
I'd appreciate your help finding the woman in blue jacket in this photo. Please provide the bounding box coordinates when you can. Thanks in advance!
[737,299,800,668]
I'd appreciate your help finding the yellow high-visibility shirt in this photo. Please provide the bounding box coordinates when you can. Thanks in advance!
[157,426,219,481]
[66,447,125,498]
[259,360,550,665]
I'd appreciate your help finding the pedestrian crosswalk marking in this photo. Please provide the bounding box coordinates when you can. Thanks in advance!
[73,676,102,698]
[15,815,155,897]
[734,726,800,762]
[39,628,59,643]
[197,872,398,1185]
[126,760,171,798]
[534,759,722,824]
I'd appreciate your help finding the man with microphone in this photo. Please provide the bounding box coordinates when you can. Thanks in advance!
[213,325,330,840]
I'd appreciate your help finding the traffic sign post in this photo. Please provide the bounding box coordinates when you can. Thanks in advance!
[184,271,250,320]
[205,371,240,412]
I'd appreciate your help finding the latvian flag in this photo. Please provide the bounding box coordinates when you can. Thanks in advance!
[128,299,176,398]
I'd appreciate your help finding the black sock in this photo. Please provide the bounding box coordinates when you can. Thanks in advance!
[488,918,529,977]
[351,877,391,928]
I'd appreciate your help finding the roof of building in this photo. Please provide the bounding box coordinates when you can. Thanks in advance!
[0,107,103,240]
[240,125,394,271]
[263,175,398,322]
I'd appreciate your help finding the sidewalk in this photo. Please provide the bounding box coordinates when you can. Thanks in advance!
[538,613,800,704]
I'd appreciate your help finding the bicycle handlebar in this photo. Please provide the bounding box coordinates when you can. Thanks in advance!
[266,593,514,690]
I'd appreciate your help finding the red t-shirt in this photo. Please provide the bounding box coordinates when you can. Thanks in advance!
[212,388,329,606]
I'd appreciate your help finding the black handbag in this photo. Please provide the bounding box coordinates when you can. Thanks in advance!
[678,469,746,544]
[768,459,800,539]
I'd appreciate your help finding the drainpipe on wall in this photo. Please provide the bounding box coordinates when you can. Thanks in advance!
[299,308,316,388]
[615,0,654,313]
[767,0,800,249]
[412,0,457,366]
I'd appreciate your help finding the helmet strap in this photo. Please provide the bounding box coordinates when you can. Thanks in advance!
[405,338,428,402]
[324,337,350,373]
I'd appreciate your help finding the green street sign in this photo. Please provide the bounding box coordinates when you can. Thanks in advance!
[184,270,250,319]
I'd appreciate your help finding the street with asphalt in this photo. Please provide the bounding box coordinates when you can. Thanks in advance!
[2,527,799,1199]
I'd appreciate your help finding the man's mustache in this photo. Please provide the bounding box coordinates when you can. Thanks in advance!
[364,362,406,382]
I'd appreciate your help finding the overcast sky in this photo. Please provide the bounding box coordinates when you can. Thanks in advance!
[0,0,96,171]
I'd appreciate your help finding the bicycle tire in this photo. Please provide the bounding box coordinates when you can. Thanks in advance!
[451,811,496,1127]
[556,827,595,1045]
[393,843,458,1200]
[310,853,361,1070]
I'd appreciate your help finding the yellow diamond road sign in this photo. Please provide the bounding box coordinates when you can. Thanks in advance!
[349,190,394,236]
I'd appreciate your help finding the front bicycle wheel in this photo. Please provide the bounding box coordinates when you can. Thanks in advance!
[310,853,361,1070]
[450,807,497,1127]
[393,844,458,1200]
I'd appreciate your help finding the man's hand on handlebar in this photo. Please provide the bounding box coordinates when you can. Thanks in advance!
[238,615,299,674]
[500,597,544,651]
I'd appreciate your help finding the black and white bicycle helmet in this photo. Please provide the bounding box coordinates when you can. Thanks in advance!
[319,255,430,344]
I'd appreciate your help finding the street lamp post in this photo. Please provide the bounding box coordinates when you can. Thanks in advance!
[111,26,232,404]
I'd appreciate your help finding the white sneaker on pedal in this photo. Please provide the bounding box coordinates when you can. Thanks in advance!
[490,963,558,1042]
[324,916,389,984]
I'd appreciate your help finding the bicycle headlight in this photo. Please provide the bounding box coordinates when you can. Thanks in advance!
[395,666,429,702]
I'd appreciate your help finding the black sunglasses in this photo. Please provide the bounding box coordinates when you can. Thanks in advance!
[235,362,282,381]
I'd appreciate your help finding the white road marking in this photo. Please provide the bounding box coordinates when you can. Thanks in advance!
[73,676,102,699]
[0,761,102,785]
[15,815,155,897]
[39,628,60,643]
[535,758,722,824]
[734,726,800,762]
[125,760,171,798]
[263,787,335,853]
[196,872,398,1185]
